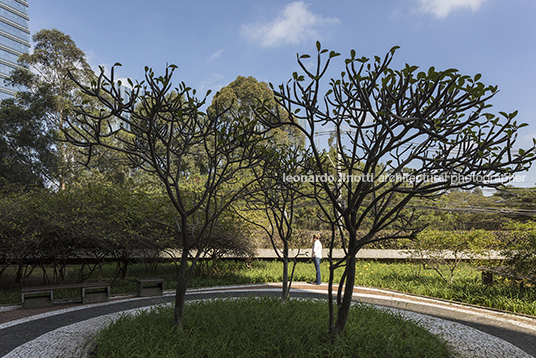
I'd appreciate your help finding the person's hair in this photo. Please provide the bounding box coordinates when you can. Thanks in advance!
[313,234,320,240]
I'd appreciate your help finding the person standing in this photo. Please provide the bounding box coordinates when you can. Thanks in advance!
[312,234,322,285]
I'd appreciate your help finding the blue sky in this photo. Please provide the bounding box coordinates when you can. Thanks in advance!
[29,0,536,190]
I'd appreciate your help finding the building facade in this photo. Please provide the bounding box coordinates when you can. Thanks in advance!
[0,0,29,100]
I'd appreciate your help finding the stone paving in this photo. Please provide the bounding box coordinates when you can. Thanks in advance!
[1,283,535,357]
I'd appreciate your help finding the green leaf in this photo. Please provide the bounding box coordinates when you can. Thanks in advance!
[316,41,321,52]
[329,51,340,58]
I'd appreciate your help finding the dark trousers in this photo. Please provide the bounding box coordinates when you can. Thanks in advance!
[313,257,321,284]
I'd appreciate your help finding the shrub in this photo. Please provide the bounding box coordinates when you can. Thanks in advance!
[502,221,536,283]
[407,229,499,283]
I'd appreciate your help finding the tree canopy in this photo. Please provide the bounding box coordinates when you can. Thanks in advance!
[209,75,304,147]
[0,85,56,187]
[256,42,536,336]
[8,28,97,188]
[64,63,271,329]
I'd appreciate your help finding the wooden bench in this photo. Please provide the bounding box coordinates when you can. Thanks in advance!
[21,282,110,309]
[136,278,165,297]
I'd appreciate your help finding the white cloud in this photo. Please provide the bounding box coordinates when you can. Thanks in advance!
[418,0,488,18]
[208,49,224,61]
[241,2,339,48]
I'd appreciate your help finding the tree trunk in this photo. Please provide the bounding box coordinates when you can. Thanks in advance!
[328,260,336,333]
[281,244,289,302]
[332,254,356,336]
[332,232,358,337]
[173,247,189,329]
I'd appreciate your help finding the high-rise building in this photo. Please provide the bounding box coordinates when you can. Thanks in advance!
[0,0,29,100]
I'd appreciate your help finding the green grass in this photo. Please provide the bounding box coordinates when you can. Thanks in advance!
[1,259,535,316]
[188,260,536,316]
[351,261,536,316]
[95,297,453,358]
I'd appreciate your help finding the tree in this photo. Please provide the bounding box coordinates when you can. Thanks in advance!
[236,144,309,302]
[257,42,536,336]
[211,75,308,301]
[0,85,56,187]
[210,76,271,119]
[209,76,304,146]
[16,28,94,117]
[64,64,269,329]
[11,28,96,188]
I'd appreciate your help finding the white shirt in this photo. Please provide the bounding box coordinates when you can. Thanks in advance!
[313,240,322,259]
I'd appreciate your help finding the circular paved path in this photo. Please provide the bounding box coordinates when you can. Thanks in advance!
[0,283,535,357]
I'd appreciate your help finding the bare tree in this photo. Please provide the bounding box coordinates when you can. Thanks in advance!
[64,64,269,329]
[236,144,308,302]
[257,42,536,336]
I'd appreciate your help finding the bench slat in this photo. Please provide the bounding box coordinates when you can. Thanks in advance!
[136,278,164,284]
[21,282,110,293]
[21,282,110,309]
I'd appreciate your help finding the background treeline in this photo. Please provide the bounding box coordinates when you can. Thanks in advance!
[0,173,254,285]
[2,174,535,285]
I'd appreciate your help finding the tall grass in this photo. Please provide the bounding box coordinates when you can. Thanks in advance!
[96,297,452,358]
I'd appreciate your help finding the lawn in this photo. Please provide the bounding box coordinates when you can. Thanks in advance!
[1,259,535,316]
[95,297,453,358]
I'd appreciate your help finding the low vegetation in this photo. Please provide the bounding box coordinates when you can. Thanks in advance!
[95,297,452,358]
[1,260,535,316]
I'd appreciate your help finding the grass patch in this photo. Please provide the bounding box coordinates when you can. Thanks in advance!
[96,297,452,358]
[352,261,536,316]
[1,259,535,316]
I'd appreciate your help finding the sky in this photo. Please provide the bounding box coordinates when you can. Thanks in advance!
[28,0,536,192]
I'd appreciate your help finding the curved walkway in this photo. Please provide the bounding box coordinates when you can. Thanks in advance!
[0,283,535,358]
